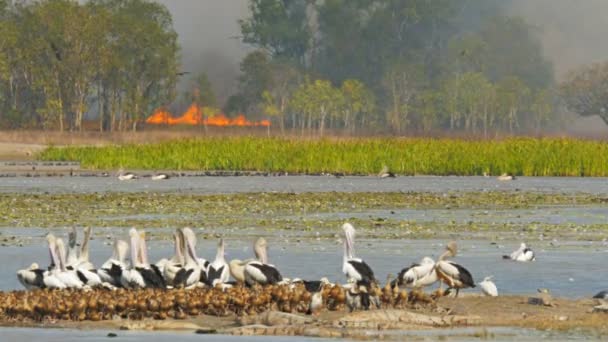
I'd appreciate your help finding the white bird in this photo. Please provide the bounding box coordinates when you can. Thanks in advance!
[244,237,283,286]
[121,229,165,289]
[180,227,206,288]
[341,223,375,284]
[151,173,170,180]
[53,238,85,289]
[479,276,498,297]
[159,229,186,287]
[497,173,515,181]
[17,263,46,290]
[98,239,129,287]
[117,169,137,181]
[435,241,475,297]
[395,256,438,289]
[503,242,535,262]
[41,234,67,289]
[205,238,230,287]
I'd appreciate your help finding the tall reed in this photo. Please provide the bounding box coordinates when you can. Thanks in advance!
[38,137,608,176]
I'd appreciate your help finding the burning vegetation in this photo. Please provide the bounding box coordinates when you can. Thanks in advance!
[146,104,270,127]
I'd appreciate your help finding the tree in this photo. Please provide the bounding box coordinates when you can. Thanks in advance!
[235,51,273,115]
[530,88,553,134]
[382,62,426,134]
[496,76,530,133]
[239,0,311,66]
[560,62,608,125]
[260,61,302,133]
[414,90,441,133]
[290,78,342,136]
[340,79,375,134]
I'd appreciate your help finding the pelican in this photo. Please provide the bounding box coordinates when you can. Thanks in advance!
[98,239,129,287]
[435,241,475,297]
[66,226,96,271]
[117,169,137,181]
[503,243,535,262]
[180,227,205,288]
[159,229,186,287]
[151,173,170,180]
[120,228,164,288]
[205,238,230,287]
[479,276,498,297]
[54,238,85,289]
[378,165,396,178]
[497,173,515,181]
[394,257,438,289]
[593,290,608,299]
[244,237,283,286]
[42,235,68,289]
[229,259,252,284]
[342,223,375,284]
[17,263,46,290]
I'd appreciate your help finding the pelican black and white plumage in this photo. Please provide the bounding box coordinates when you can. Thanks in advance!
[503,242,535,262]
[378,165,396,178]
[593,290,608,299]
[435,241,475,297]
[204,238,230,287]
[17,263,46,290]
[158,229,186,287]
[479,276,498,297]
[54,238,85,289]
[179,227,206,288]
[98,239,129,287]
[341,223,375,284]
[121,228,165,289]
[244,237,283,286]
[117,169,137,181]
[394,256,438,289]
[151,173,170,180]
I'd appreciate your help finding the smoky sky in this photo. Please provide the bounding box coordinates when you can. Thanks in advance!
[156,0,250,105]
[160,0,608,120]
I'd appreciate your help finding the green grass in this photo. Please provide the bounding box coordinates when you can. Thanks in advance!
[37,137,608,176]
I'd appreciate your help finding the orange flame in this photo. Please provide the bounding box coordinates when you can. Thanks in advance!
[146,104,270,127]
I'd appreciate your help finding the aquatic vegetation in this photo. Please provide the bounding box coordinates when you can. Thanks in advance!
[0,191,607,241]
[38,137,608,176]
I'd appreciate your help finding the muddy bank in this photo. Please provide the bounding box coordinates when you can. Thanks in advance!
[2,296,606,339]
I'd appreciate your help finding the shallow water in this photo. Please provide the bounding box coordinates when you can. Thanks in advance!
[3,231,607,298]
[2,175,608,194]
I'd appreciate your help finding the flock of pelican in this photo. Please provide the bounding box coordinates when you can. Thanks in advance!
[15,222,549,316]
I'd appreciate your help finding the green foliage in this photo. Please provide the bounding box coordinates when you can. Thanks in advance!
[560,62,608,125]
[39,137,608,177]
[0,0,179,131]
[183,72,217,108]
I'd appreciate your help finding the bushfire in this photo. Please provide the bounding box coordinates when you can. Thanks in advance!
[146,104,271,127]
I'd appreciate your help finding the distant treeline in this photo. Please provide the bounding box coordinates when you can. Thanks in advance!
[0,0,178,131]
[0,0,605,135]
[226,0,561,136]
[40,137,608,176]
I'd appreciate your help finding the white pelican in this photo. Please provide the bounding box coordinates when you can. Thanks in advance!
[435,241,475,297]
[151,173,170,180]
[593,290,608,299]
[205,238,230,287]
[229,259,253,284]
[341,223,375,284]
[98,239,129,287]
[244,237,283,286]
[137,231,166,288]
[378,165,396,178]
[120,229,146,288]
[117,169,137,181]
[395,257,438,289]
[17,263,46,290]
[479,276,498,297]
[54,237,85,289]
[503,242,535,262]
[159,229,186,287]
[497,173,515,181]
[180,227,205,288]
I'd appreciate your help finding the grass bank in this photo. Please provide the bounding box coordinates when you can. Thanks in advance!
[37,137,608,176]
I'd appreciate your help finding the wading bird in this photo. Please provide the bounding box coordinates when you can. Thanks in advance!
[479,276,498,297]
[342,223,375,284]
[435,242,475,297]
[244,237,283,286]
[503,243,535,262]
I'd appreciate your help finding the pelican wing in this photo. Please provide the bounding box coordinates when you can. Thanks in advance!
[347,259,375,283]
[448,261,475,287]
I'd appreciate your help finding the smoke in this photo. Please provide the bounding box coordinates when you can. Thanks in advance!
[156,0,250,106]
[508,0,608,80]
